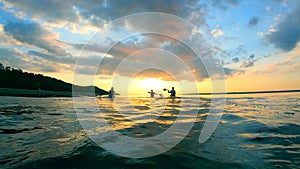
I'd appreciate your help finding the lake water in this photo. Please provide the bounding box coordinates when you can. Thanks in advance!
[0,93,299,169]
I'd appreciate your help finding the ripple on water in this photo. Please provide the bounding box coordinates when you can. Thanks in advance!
[14,141,254,169]
[222,114,245,121]
[47,112,63,116]
[0,127,42,134]
[0,95,299,169]
[266,123,300,135]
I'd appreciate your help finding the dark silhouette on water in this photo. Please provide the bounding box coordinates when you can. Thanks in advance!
[148,89,156,97]
[108,87,115,99]
[164,87,176,97]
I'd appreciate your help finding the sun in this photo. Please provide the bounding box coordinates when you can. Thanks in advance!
[140,78,165,90]
[127,77,168,96]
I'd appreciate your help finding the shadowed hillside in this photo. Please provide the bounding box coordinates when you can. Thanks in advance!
[0,64,108,96]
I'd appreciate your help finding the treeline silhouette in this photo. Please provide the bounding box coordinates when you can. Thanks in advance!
[0,64,108,95]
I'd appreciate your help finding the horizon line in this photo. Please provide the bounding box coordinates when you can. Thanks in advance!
[183,89,300,95]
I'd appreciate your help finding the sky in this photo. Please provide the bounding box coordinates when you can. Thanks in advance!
[0,0,299,95]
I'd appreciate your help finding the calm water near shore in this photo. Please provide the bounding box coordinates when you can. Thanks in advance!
[0,93,299,169]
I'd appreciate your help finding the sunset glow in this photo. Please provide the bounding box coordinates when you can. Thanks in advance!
[139,78,165,91]
[0,1,299,95]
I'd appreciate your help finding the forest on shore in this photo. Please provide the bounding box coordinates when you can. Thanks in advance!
[0,64,108,96]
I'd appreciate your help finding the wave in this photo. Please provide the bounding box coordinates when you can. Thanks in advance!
[15,140,254,169]
[0,127,42,134]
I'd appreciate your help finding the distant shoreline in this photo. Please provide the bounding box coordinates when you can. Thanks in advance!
[1,88,299,98]
[0,88,100,97]
[0,68,108,97]
[185,89,300,95]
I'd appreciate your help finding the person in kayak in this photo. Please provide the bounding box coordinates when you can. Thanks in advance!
[167,87,176,97]
[148,89,156,97]
[108,87,115,99]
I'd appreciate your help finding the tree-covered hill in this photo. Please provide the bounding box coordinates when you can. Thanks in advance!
[0,65,108,96]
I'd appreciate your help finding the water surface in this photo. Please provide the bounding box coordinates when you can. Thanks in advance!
[0,93,299,168]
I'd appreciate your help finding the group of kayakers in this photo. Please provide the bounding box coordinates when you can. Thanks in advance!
[108,87,176,99]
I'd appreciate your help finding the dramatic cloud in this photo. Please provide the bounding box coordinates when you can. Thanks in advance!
[1,0,298,90]
[2,0,202,28]
[1,0,244,31]
[28,50,74,64]
[94,0,199,20]
[73,32,235,82]
[134,68,176,81]
[0,47,59,73]
[0,48,25,67]
[4,21,69,56]
[266,3,300,51]
[1,0,78,23]
[248,16,260,27]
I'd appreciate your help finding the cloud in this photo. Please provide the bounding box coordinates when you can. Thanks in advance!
[2,0,243,32]
[98,0,198,19]
[248,16,260,27]
[240,54,258,68]
[132,68,176,81]
[241,60,254,68]
[1,0,245,83]
[28,50,74,64]
[0,48,25,67]
[232,57,239,63]
[0,23,23,47]
[187,4,208,26]
[225,0,242,6]
[72,32,234,82]
[211,0,242,11]
[223,67,245,76]
[254,50,300,75]
[0,47,59,73]
[38,65,57,72]
[0,24,3,33]
[2,0,203,29]
[4,21,70,56]
[211,0,228,11]
[265,3,300,51]
[107,48,208,82]
[211,29,224,37]
[2,0,78,23]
